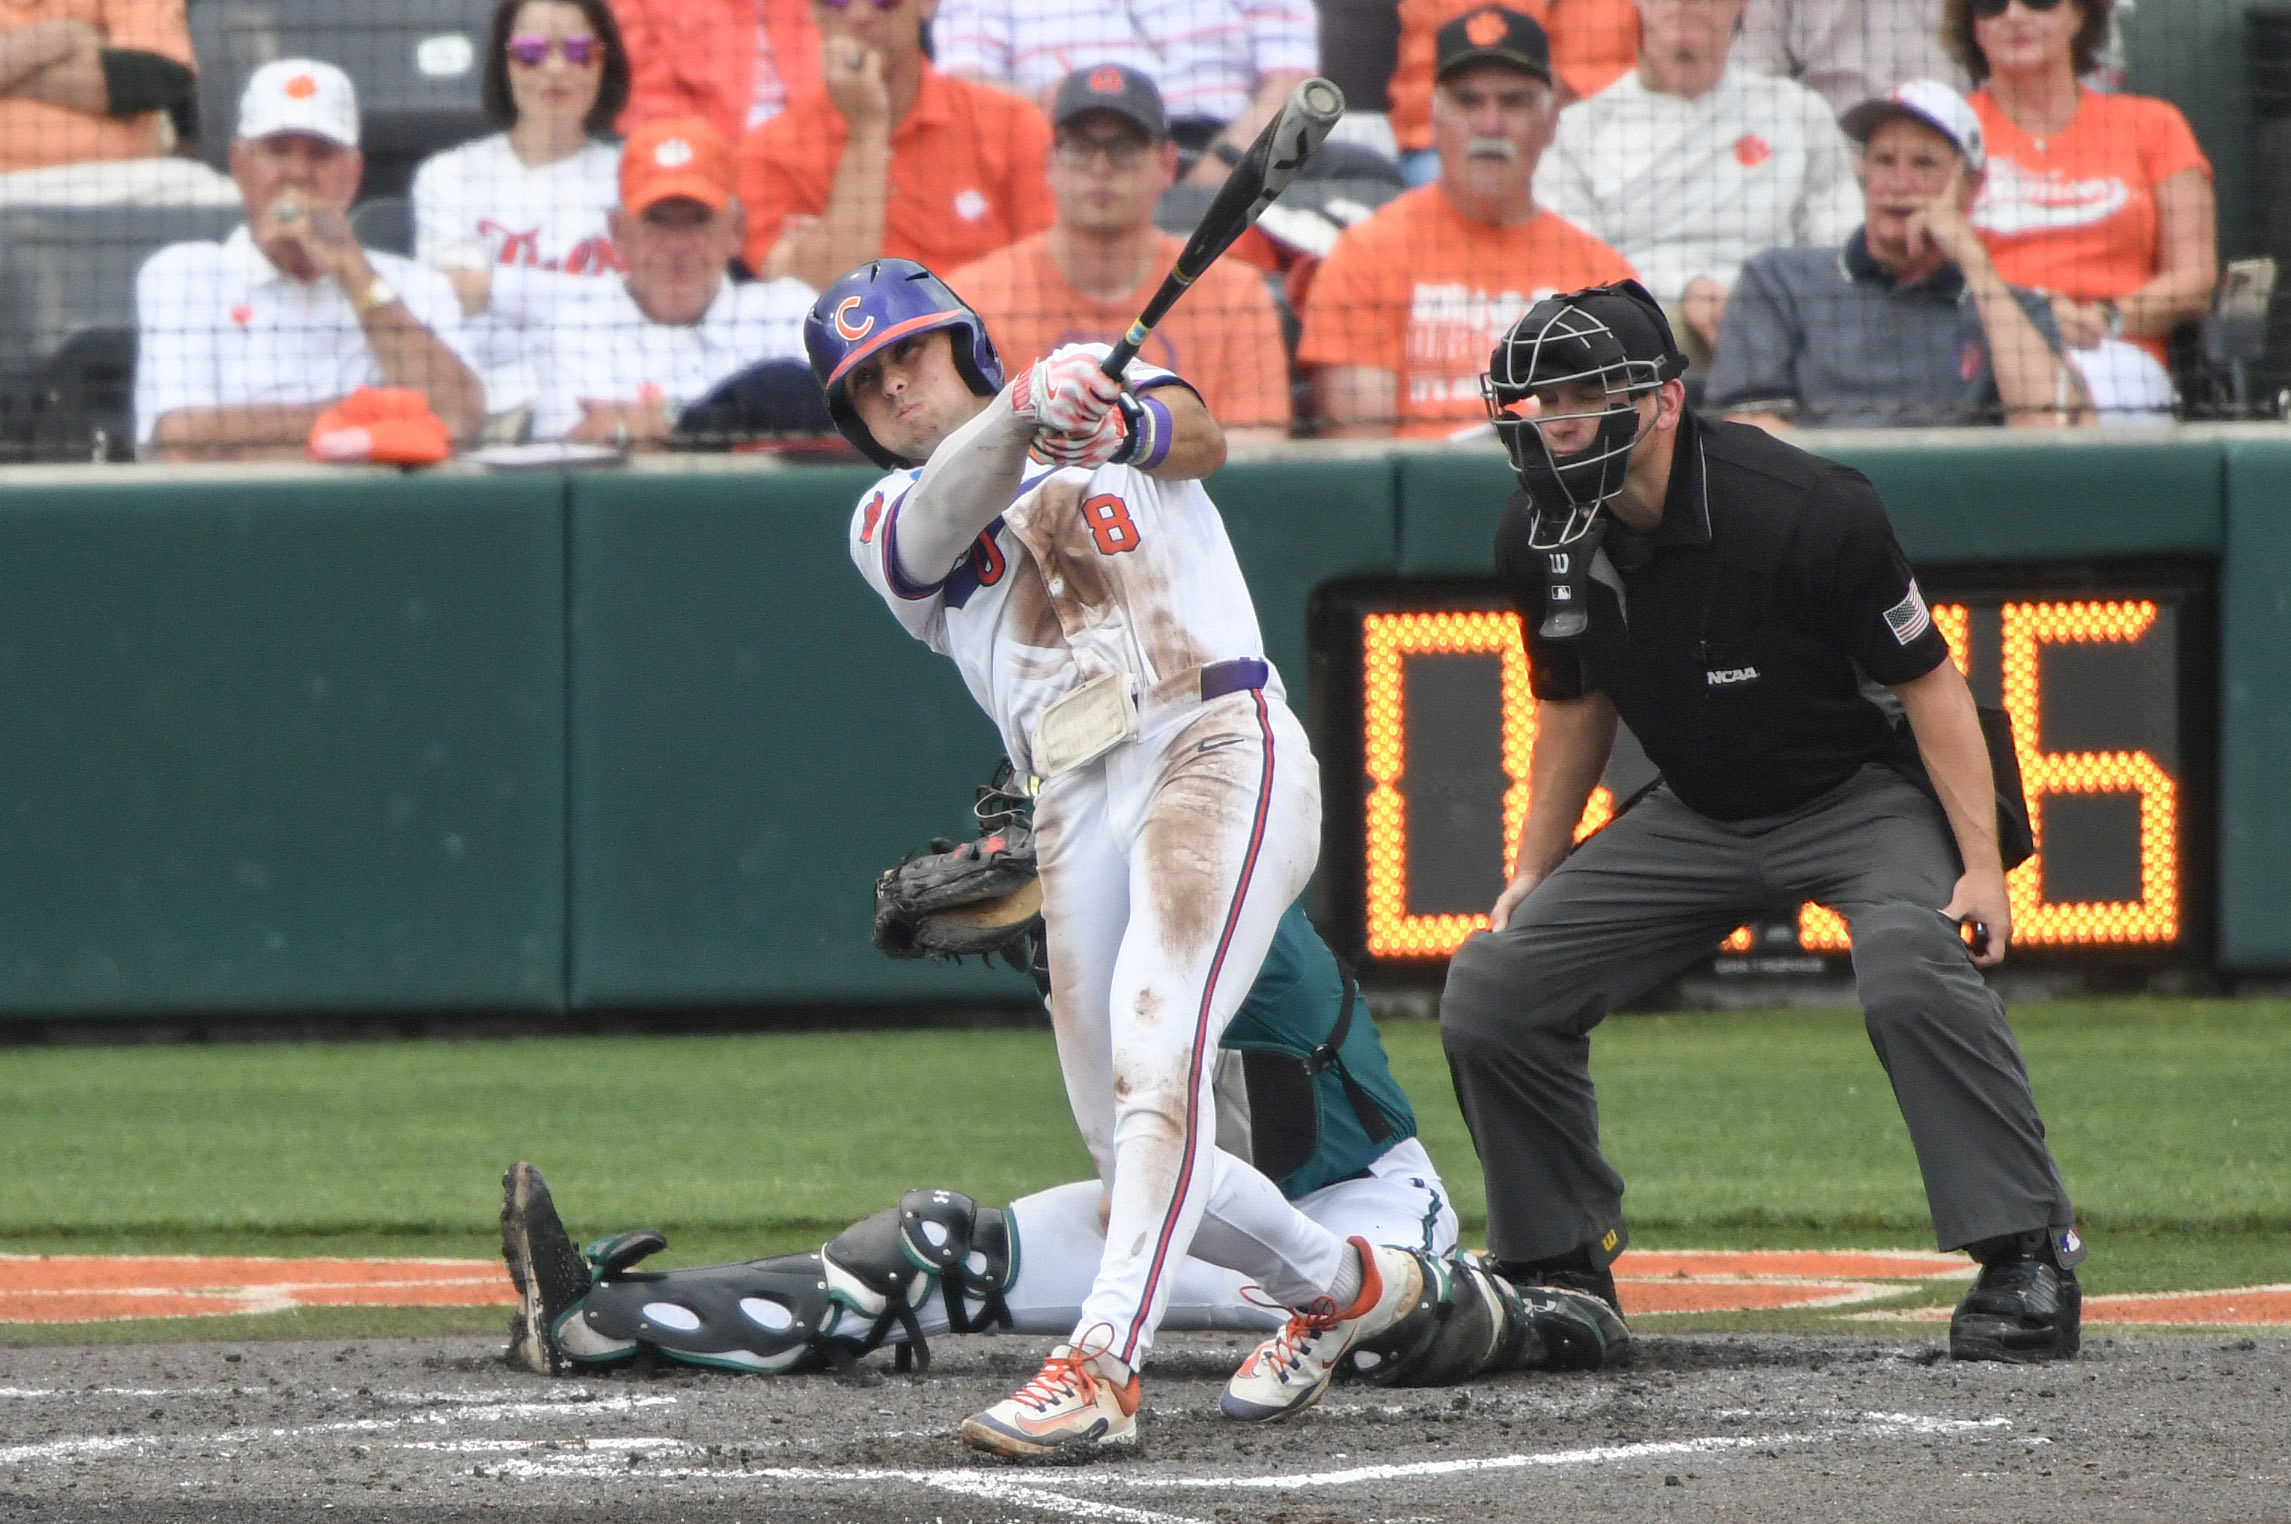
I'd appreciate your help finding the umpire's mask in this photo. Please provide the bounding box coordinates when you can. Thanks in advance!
[1481,281,1687,635]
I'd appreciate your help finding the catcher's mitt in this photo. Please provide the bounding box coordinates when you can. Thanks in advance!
[872,818,1042,967]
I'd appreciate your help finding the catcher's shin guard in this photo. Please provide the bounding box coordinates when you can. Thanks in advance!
[572,1189,1015,1376]
[1337,1252,1629,1385]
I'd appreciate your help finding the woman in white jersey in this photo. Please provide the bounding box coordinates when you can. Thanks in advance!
[410,0,631,416]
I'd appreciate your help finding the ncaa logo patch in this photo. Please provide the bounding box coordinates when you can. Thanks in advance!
[832,296,875,341]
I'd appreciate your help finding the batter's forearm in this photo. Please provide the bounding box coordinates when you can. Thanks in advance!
[895,393,1036,584]
[1139,385,1225,480]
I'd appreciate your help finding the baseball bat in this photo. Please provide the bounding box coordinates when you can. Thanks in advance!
[1099,75,1347,381]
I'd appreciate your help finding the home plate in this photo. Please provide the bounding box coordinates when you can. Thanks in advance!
[0,1255,514,1323]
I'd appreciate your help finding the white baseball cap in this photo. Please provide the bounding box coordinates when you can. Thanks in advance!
[1840,79,1983,172]
[237,58,360,148]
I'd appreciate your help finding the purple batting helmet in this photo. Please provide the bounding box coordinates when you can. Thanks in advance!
[804,258,1005,467]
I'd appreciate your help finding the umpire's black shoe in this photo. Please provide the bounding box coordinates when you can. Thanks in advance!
[501,1162,592,1376]
[1497,1248,1625,1320]
[1950,1232,2081,1364]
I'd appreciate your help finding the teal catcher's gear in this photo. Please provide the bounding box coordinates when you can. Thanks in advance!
[1229,901,1417,1198]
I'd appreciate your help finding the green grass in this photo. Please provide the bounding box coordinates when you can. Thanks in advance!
[1,998,2284,1341]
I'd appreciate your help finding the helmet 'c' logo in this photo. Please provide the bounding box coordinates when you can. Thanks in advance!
[833,296,875,341]
[1465,10,1509,47]
[1089,65,1124,93]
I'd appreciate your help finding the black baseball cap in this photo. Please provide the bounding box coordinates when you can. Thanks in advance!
[1052,63,1167,140]
[1436,4,1552,85]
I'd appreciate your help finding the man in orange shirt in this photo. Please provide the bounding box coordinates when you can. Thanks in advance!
[1298,5,1634,438]
[611,0,820,139]
[0,0,195,172]
[953,64,1290,442]
[1387,0,1637,164]
[734,0,1052,291]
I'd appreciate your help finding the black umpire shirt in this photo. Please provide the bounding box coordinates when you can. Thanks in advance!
[1495,411,1952,821]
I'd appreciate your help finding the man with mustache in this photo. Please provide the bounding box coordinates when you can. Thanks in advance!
[1296,4,1633,437]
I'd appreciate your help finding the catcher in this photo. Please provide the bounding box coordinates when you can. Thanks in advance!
[501,770,1626,1396]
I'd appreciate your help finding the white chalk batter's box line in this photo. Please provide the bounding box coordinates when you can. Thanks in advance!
[393,1411,2024,1524]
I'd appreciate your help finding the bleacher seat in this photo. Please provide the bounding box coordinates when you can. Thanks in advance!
[189,0,493,201]
[0,203,236,460]
[25,327,137,464]
[0,203,240,370]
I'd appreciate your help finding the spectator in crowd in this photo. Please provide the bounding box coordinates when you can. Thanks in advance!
[1737,0,1967,114]
[473,116,813,445]
[953,64,1291,440]
[1950,0,2215,421]
[1706,79,2085,429]
[1298,6,1634,438]
[1535,0,1862,364]
[0,0,194,172]
[412,0,632,419]
[1389,0,1639,183]
[610,0,820,140]
[135,61,482,462]
[931,0,1315,187]
[734,0,1052,291]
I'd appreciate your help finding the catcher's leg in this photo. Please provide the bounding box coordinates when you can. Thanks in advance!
[500,1165,1013,1375]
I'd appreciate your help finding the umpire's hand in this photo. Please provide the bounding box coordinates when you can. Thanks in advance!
[1942,867,2013,967]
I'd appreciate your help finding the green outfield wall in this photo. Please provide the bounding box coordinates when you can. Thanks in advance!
[0,433,2283,1019]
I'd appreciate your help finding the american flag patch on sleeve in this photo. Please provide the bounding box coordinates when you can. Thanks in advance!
[1883,580,1932,645]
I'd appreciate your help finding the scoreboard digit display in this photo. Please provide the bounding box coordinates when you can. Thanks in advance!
[1320,573,2208,971]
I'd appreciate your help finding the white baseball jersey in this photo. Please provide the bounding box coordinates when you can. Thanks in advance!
[490,267,814,441]
[850,445,1280,779]
[134,227,476,445]
[410,133,624,412]
[1534,64,1863,303]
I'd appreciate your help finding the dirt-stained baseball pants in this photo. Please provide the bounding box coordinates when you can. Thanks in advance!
[1439,762,2078,1268]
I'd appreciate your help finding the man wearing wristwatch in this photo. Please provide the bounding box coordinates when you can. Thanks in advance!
[134,59,484,462]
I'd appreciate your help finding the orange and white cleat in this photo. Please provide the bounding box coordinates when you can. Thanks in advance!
[960,1344,1142,1461]
[1221,1238,1426,1422]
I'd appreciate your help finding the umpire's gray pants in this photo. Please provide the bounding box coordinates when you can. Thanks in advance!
[1439,763,2075,1266]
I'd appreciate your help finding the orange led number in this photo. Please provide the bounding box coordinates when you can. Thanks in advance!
[1360,612,1611,958]
[1359,600,2178,959]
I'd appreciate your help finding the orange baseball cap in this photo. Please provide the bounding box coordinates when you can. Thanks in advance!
[620,116,735,215]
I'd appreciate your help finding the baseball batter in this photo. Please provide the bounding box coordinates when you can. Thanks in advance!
[801,257,1421,1459]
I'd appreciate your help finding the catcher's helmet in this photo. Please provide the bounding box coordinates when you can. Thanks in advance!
[1481,280,1687,550]
[804,259,1004,467]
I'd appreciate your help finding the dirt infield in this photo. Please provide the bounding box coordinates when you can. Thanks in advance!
[8,1249,2290,1329]
[3,1327,2287,1523]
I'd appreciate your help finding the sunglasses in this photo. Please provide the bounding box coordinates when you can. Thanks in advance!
[1969,0,2064,16]
[506,33,602,67]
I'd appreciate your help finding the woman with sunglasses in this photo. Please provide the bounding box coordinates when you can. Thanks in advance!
[410,0,633,417]
[1945,0,2214,421]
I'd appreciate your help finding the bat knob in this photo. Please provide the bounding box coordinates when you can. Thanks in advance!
[1298,78,1346,121]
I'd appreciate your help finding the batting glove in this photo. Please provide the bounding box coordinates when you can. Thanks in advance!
[1012,345,1123,434]
[1030,393,1166,471]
